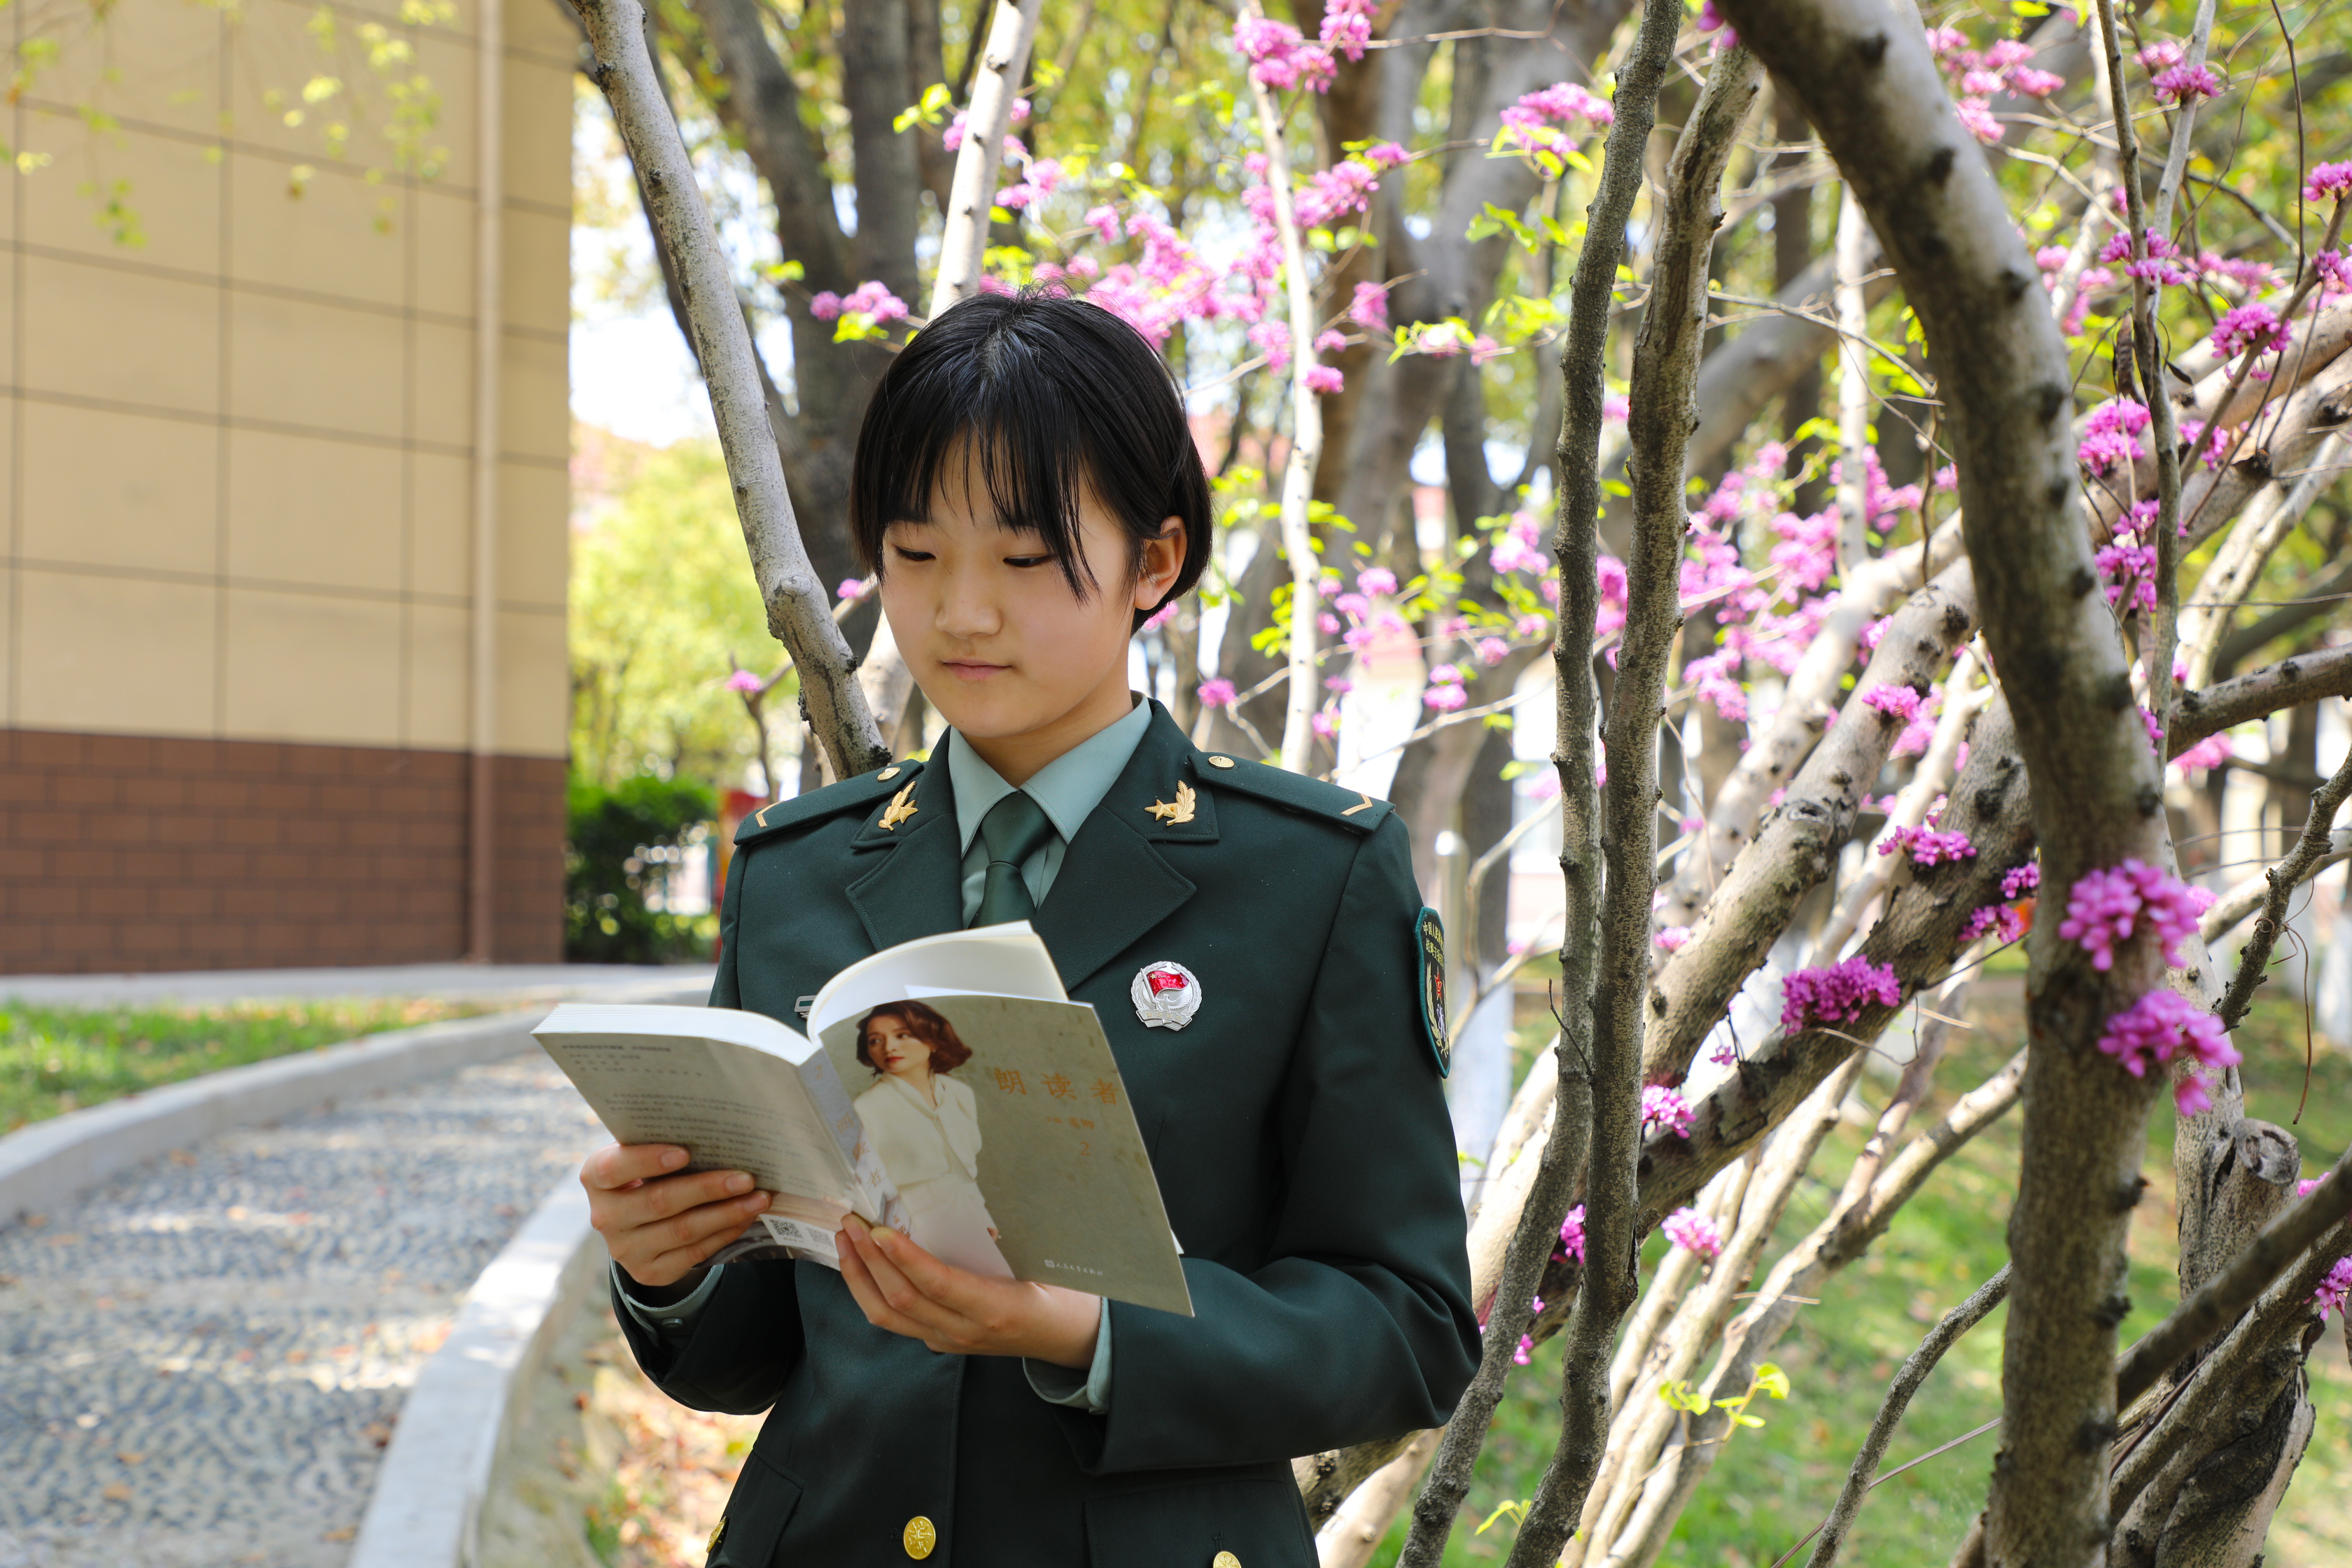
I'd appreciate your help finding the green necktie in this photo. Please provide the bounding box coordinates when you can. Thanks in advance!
[974,790,1057,926]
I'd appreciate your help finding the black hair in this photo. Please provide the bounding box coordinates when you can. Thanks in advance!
[848,287,1212,629]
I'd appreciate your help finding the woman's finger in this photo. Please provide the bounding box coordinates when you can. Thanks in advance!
[580,1142,690,1191]
[864,1226,1002,1325]
[837,1224,940,1340]
[612,1190,771,1278]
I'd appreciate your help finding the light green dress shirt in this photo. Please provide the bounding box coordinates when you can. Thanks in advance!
[615,696,1154,1415]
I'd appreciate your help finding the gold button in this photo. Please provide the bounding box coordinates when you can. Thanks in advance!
[903,1516,937,1560]
[1207,755,1236,769]
[878,765,902,780]
[1213,1553,1242,1568]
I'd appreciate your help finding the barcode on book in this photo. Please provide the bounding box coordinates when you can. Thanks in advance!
[760,1214,839,1253]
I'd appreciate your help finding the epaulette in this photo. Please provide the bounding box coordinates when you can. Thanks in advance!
[1189,752,1393,832]
[734,760,927,847]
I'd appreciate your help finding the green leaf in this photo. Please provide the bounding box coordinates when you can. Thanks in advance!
[1601,478,1630,498]
[1755,1363,1791,1400]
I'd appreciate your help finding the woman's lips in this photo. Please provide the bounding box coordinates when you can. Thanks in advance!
[939,659,1009,681]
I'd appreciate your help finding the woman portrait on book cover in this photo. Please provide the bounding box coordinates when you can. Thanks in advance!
[850,1002,1014,1280]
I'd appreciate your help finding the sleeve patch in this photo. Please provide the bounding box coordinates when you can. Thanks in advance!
[1416,906,1450,1078]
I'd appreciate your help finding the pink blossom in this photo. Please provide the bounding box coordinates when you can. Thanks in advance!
[1313,329,1348,355]
[1422,683,1468,712]
[2007,66,2064,97]
[2095,989,2240,1114]
[1863,685,1924,722]
[1656,925,1691,953]
[837,578,869,601]
[1084,204,1121,247]
[2298,1176,2327,1198]
[2096,540,2160,613]
[1474,636,1511,666]
[2078,397,2151,476]
[1662,1206,1723,1258]
[2153,63,2223,104]
[810,291,844,321]
[2137,41,2185,72]
[1248,317,1293,371]
[1347,281,1390,332]
[1364,141,1410,169]
[1310,708,1338,739]
[1427,662,1464,685]
[1317,0,1375,60]
[1559,1203,1587,1264]
[2060,860,2217,971]
[2304,161,2352,203]
[2315,1256,2352,1323]
[1696,0,1738,48]
[1196,678,1238,708]
[1642,1085,1695,1140]
[1959,902,2029,946]
[2002,862,2041,899]
[1781,955,1902,1034]
[724,669,764,693]
[1316,612,1342,635]
[1231,15,1334,92]
[1303,365,1345,395]
[1357,567,1399,597]
[2100,229,2194,287]
[2210,302,2286,360]
[2173,733,2232,774]
[1489,511,1549,576]
[1322,675,1354,695]
[1143,601,1179,631]
[1879,825,1980,867]
[1956,97,2003,146]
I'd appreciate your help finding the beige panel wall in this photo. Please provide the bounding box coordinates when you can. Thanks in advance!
[4,0,571,759]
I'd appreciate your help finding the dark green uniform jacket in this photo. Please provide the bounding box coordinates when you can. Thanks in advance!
[613,702,1480,1567]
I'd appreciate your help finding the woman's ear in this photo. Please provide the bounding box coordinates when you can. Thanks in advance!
[1132,515,1186,611]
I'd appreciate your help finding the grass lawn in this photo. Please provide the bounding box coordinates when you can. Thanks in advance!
[1376,967,2352,1567]
[1,996,488,1133]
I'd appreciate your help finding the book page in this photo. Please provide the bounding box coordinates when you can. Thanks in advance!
[818,993,1191,1315]
[533,1026,868,1219]
[807,923,1066,1040]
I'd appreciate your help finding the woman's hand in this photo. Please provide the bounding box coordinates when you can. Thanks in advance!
[836,1214,1100,1368]
[581,1142,772,1292]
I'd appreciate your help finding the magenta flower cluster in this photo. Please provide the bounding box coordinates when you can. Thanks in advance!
[1780,955,1902,1034]
[2315,1256,2352,1324]
[1862,685,1924,723]
[2001,862,2041,900]
[1559,1203,1587,1264]
[2057,860,2216,971]
[2096,539,2160,613]
[2152,62,2223,104]
[2099,228,2194,288]
[2094,988,2239,1115]
[1662,1206,1724,1259]
[809,280,910,325]
[1642,1084,1694,1140]
[2305,161,2352,204]
[1959,902,2029,947]
[2210,302,2286,362]
[2078,397,2150,476]
[1879,824,1979,867]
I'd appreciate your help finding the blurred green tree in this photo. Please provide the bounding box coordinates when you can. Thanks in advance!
[563,772,718,964]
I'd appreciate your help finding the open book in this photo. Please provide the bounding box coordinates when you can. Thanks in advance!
[533,923,1191,1315]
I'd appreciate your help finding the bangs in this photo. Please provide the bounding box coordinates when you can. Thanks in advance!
[856,348,1101,596]
[847,288,1213,617]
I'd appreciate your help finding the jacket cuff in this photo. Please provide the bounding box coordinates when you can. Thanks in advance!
[1022,1297,1112,1414]
[612,1261,725,1340]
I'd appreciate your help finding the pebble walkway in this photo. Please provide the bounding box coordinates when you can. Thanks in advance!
[0,1049,608,1568]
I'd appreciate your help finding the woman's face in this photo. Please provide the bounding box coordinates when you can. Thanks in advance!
[865,1018,934,1080]
[878,441,1184,785]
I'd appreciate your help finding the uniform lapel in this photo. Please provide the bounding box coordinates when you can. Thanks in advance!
[1031,705,1210,992]
[844,762,966,951]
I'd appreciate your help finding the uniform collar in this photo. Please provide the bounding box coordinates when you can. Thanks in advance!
[944,696,1156,853]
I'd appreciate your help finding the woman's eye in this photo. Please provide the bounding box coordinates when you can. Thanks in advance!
[1002,554,1052,569]
[891,545,935,563]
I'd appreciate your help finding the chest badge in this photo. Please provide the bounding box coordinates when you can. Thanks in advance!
[1144,780,1197,825]
[878,781,920,830]
[1130,961,1203,1030]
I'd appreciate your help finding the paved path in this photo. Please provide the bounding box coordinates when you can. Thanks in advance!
[0,963,714,1009]
[0,999,651,1565]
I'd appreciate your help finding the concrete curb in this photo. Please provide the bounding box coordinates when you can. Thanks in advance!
[348,1177,606,1568]
[0,978,706,1228]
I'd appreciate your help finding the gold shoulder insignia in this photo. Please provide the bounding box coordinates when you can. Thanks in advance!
[1145,780,1197,825]
[878,781,920,830]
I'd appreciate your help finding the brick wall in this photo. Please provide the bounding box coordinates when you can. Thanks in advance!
[0,729,564,974]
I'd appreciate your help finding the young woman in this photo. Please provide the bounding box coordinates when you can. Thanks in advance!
[850,1002,1011,1280]
[580,288,1480,1567]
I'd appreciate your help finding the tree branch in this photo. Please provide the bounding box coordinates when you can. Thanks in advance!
[930,0,1043,314]
[2215,739,2352,1029]
[2171,645,2352,750]
[1805,1266,2012,1568]
[1506,4,1685,1560]
[573,0,888,779]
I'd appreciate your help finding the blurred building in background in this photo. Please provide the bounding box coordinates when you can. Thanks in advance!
[1,0,575,972]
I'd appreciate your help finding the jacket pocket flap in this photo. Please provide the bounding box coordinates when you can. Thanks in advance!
[707,1450,804,1567]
